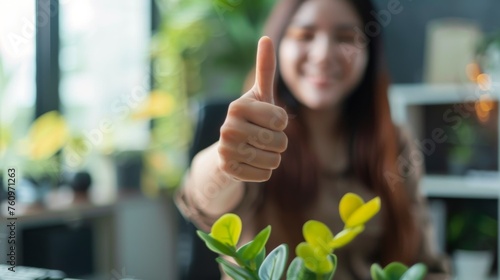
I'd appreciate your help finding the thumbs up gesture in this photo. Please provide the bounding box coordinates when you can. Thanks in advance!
[218,36,289,182]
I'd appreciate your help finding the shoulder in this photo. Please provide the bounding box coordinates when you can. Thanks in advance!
[392,125,424,191]
[395,125,416,155]
[394,125,422,169]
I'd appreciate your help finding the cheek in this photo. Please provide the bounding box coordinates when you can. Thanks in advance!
[279,41,303,80]
[355,51,368,73]
[343,49,368,83]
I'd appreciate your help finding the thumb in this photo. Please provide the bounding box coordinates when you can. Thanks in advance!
[254,36,276,104]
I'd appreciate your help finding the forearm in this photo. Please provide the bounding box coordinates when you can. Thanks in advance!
[182,142,245,217]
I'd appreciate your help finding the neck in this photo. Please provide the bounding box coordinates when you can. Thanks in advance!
[301,106,343,142]
[300,105,349,173]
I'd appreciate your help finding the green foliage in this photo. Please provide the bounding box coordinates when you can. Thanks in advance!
[150,0,275,190]
[476,31,500,57]
[400,264,428,280]
[384,263,409,279]
[217,257,257,280]
[238,226,271,263]
[0,55,10,96]
[210,213,243,247]
[285,255,338,280]
[370,263,427,280]
[200,0,276,96]
[196,194,428,280]
[259,244,288,280]
[447,210,498,251]
[197,230,236,257]
[371,264,386,280]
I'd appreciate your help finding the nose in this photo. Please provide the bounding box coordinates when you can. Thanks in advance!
[308,34,339,68]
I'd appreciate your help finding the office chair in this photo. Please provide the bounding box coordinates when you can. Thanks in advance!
[178,98,231,280]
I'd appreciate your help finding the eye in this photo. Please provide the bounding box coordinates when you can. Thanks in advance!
[286,28,314,42]
[335,32,356,44]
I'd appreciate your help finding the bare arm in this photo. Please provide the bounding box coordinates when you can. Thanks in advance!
[181,142,245,217]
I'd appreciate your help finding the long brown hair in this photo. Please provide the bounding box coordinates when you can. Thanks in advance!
[243,0,420,265]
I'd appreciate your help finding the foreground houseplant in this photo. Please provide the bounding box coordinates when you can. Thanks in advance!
[197,192,427,280]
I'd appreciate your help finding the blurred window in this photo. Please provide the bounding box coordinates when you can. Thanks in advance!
[0,1,36,142]
[59,0,152,152]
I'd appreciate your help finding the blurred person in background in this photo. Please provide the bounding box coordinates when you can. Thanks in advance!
[176,0,451,279]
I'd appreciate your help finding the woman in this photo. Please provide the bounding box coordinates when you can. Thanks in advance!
[176,0,450,279]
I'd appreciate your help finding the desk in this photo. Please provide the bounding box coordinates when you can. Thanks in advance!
[0,190,179,280]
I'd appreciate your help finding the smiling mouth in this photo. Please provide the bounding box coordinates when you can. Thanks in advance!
[307,76,333,88]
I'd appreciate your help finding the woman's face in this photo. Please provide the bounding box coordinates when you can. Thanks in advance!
[279,0,368,111]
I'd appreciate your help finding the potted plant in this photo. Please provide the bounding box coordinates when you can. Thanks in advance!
[197,192,428,280]
[447,210,497,280]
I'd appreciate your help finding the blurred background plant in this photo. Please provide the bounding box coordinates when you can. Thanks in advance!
[446,121,474,175]
[0,109,69,204]
[1,56,59,186]
[142,0,275,195]
[0,56,11,161]
[1,0,276,199]
[476,30,500,80]
[447,210,498,251]
[20,111,68,183]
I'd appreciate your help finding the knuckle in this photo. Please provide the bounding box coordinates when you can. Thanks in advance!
[219,158,238,176]
[257,128,273,145]
[217,144,231,159]
[219,123,232,139]
[220,122,244,144]
[270,107,288,131]
[218,159,229,174]
[227,100,246,118]
[248,135,266,150]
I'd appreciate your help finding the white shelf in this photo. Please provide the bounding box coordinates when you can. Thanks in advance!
[422,175,500,199]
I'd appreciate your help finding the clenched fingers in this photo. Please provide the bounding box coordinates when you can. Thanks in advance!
[220,120,288,153]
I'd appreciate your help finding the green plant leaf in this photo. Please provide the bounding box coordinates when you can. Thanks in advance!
[197,230,235,256]
[370,263,387,280]
[303,220,333,254]
[339,193,364,224]
[325,254,337,280]
[258,244,288,280]
[216,257,256,280]
[286,257,315,280]
[296,242,318,272]
[345,197,381,228]
[286,256,337,280]
[234,241,266,271]
[400,263,427,280]
[255,247,266,270]
[287,257,304,280]
[328,225,364,249]
[210,213,242,247]
[295,242,333,275]
[236,242,253,267]
[237,226,271,261]
[384,262,408,280]
[27,110,69,160]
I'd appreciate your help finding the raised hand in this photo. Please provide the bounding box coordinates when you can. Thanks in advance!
[218,36,289,182]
